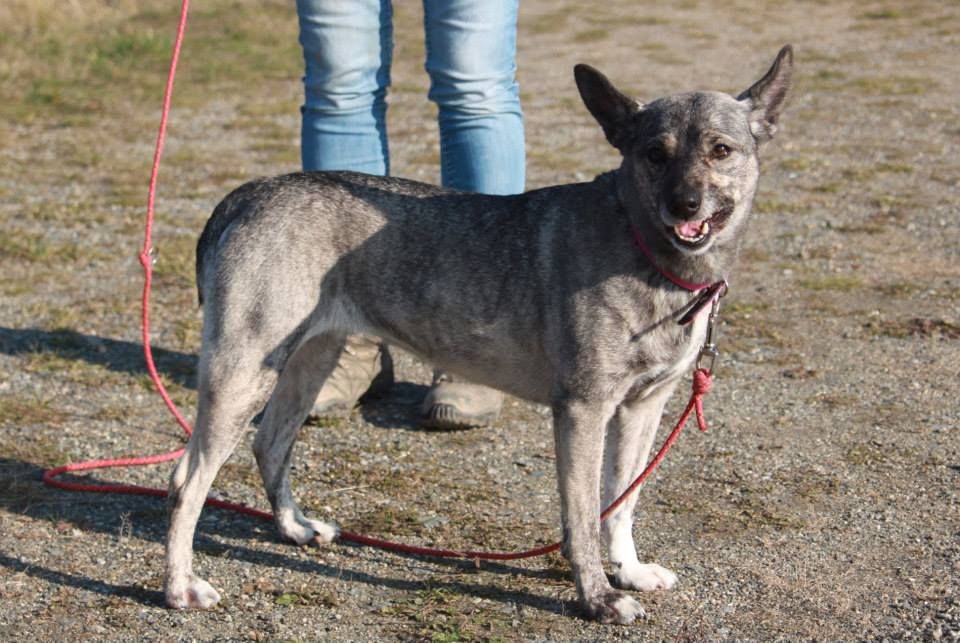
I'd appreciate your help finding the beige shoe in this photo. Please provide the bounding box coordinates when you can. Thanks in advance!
[419,371,502,430]
[309,335,393,419]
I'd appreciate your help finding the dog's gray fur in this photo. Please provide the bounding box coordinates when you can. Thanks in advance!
[164,46,792,624]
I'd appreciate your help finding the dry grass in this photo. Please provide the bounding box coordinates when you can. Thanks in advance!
[1,1,958,640]
[1,0,300,126]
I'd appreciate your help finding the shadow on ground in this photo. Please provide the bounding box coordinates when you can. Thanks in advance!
[0,326,197,388]
[0,456,572,614]
[0,325,437,432]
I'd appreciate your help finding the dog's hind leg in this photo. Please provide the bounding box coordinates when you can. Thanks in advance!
[554,398,646,624]
[601,384,679,592]
[253,332,345,546]
[165,352,278,610]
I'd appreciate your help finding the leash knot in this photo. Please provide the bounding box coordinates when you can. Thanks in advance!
[691,368,713,432]
[692,368,713,396]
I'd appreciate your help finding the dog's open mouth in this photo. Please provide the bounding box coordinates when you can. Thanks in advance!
[670,209,731,248]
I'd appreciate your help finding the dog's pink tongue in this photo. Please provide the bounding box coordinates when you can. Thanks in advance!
[676,221,704,238]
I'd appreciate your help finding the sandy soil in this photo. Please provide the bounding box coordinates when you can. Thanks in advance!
[1,1,958,640]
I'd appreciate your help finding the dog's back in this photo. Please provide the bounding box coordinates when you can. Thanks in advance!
[194,170,637,403]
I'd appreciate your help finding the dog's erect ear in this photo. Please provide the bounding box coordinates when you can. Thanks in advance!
[737,45,794,143]
[574,64,642,152]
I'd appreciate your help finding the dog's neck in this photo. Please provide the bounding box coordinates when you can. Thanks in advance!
[609,171,741,288]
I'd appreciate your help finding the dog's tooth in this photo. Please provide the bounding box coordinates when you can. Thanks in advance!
[702,221,711,235]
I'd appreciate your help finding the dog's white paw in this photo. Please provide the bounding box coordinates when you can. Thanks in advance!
[615,562,678,592]
[584,590,646,624]
[166,574,221,610]
[307,518,339,544]
[277,514,339,546]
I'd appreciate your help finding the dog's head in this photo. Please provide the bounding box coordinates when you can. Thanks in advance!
[575,46,793,261]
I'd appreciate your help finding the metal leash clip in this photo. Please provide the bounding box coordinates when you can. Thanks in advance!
[695,280,727,373]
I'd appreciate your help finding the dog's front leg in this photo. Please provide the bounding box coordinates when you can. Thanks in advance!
[602,384,679,592]
[553,398,646,624]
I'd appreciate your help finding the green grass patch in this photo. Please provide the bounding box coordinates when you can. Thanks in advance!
[272,589,339,608]
[527,148,581,173]
[526,10,570,35]
[874,282,918,297]
[351,506,425,538]
[1,0,301,123]
[804,69,931,97]
[829,223,885,235]
[841,166,874,182]
[151,233,197,291]
[860,9,903,20]
[585,14,670,28]
[780,156,821,173]
[797,275,863,292]
[850,75,928,96]
[844,443,887,466]
[803,68,847,91]
[875,162,913,174]
[811,182,842,194]
[865,317,960,340]
[0,394,68,428]
[872,194,903,210]
[573,28,609,43]
[27,201,111,227]
[0,231,92,265]
[22,292,134,333]
[839,161,913,183]
[753,199,811,215]
[23,349,113,382]
[740,247,770,263]
[381,584,513,643]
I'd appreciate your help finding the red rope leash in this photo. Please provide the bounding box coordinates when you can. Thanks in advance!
[42,0,194,507]
[40,0,716,563]
[140,0,194,438]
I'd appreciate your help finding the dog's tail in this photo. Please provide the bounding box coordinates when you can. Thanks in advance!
[195,180,262,306]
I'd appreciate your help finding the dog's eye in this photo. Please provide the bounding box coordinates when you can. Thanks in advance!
[711,143,731,160]
[646,146,668,165]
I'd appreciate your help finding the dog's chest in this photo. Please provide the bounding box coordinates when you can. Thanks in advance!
[624,306,708,398]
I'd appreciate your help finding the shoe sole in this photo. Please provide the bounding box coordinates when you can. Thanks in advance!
[418,404,498,430]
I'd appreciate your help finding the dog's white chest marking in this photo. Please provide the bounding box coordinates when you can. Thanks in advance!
[658,311,710,391]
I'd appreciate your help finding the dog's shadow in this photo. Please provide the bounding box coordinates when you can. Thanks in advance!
[0,326,571,615]
[0,325,198,389]
[356,381,430,429]
[0,457,572,616]
[0,325,449,433]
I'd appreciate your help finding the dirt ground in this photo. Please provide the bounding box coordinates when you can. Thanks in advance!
[1,0,958,641]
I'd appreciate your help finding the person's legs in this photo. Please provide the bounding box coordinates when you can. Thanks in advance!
[422,0,525,194]
[419,0,524,429]
[297,0,394,417]
[297,0,393,174]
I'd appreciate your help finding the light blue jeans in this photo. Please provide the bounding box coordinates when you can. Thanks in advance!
[296,0,525,195]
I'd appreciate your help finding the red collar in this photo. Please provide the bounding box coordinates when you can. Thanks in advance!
[631,227,713,291]
[631,226,728,324]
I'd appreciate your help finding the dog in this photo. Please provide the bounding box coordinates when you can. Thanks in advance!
[164,46,793,624]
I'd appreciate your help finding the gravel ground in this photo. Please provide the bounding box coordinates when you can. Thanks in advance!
[1,1,958,641]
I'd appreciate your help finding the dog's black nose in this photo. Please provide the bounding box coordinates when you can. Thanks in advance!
[669,187,702,218]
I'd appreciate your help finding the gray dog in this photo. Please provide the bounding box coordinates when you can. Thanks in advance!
[164,46,792,624]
